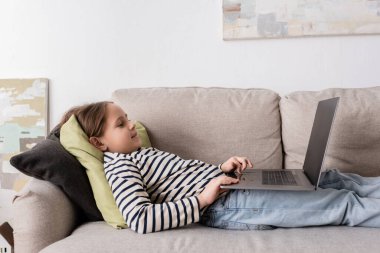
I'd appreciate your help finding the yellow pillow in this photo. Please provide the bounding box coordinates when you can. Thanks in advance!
[60,115,151,228]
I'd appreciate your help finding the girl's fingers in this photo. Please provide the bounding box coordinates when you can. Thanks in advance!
[235,157,247,173]
[226,156,254,173]
[248,159,253,168]
[220,175,239,185]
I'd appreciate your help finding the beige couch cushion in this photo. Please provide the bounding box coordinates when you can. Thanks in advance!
[112,87,282,169]
[12,179,77,253]
[280,86,380,176]
[41,222,380,253]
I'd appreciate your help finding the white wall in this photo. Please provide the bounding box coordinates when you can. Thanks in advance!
[1,0,379,128]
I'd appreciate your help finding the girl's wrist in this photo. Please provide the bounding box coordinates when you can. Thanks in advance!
[197,194,207,209]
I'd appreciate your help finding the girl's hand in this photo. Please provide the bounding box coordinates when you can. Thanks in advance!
[220,156,253,174]
[197,176,239,208]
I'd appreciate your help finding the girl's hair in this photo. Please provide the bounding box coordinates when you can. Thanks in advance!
[59,101,113,137]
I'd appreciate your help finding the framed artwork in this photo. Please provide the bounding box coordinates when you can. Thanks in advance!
[0,79,49,194]
[223,0,380,40]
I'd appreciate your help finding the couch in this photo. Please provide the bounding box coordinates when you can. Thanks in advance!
[12,87,380,253]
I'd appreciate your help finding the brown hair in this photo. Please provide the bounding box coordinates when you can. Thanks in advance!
[59,101,113,138]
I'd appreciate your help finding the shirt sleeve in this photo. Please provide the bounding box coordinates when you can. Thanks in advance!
[105,162,201,234]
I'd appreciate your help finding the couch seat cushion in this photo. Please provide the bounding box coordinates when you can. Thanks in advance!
[40,222,380,253]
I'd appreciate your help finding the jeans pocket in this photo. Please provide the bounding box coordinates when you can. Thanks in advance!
[221,221,275,231]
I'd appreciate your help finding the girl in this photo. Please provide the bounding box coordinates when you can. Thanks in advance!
[61,101,380,234]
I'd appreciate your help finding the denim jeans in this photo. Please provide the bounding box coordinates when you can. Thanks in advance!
[200,169,380,230]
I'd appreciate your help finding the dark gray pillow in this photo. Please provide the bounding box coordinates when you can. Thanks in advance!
[10,135,103,222]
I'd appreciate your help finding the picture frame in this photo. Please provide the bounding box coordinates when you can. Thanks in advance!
[223,0,380,40]
[0,78,49,194]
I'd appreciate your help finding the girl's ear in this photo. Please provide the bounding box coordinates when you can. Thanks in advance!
[89,137,107,152]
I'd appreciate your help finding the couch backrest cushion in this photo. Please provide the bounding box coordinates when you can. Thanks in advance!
[112,87,282,169]
[280,86,380,176]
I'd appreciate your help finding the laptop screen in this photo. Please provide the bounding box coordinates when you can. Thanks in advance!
[303,97,339,188]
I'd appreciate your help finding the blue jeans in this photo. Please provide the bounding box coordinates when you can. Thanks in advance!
[200,169,380,230]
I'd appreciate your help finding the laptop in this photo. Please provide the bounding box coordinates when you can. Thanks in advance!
[221,97,340,191]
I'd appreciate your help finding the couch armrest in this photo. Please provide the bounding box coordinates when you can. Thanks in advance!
[12,178,78,253]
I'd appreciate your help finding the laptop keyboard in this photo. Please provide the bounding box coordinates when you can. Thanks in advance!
[262,171,297,185]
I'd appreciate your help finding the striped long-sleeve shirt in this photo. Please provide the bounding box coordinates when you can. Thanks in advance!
[104,147,224,234]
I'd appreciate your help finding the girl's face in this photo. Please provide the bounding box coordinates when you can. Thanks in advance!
[92,103,142,154]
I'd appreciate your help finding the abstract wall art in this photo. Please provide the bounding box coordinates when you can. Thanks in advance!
[0,79,49,192]
[223,0,380,40]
